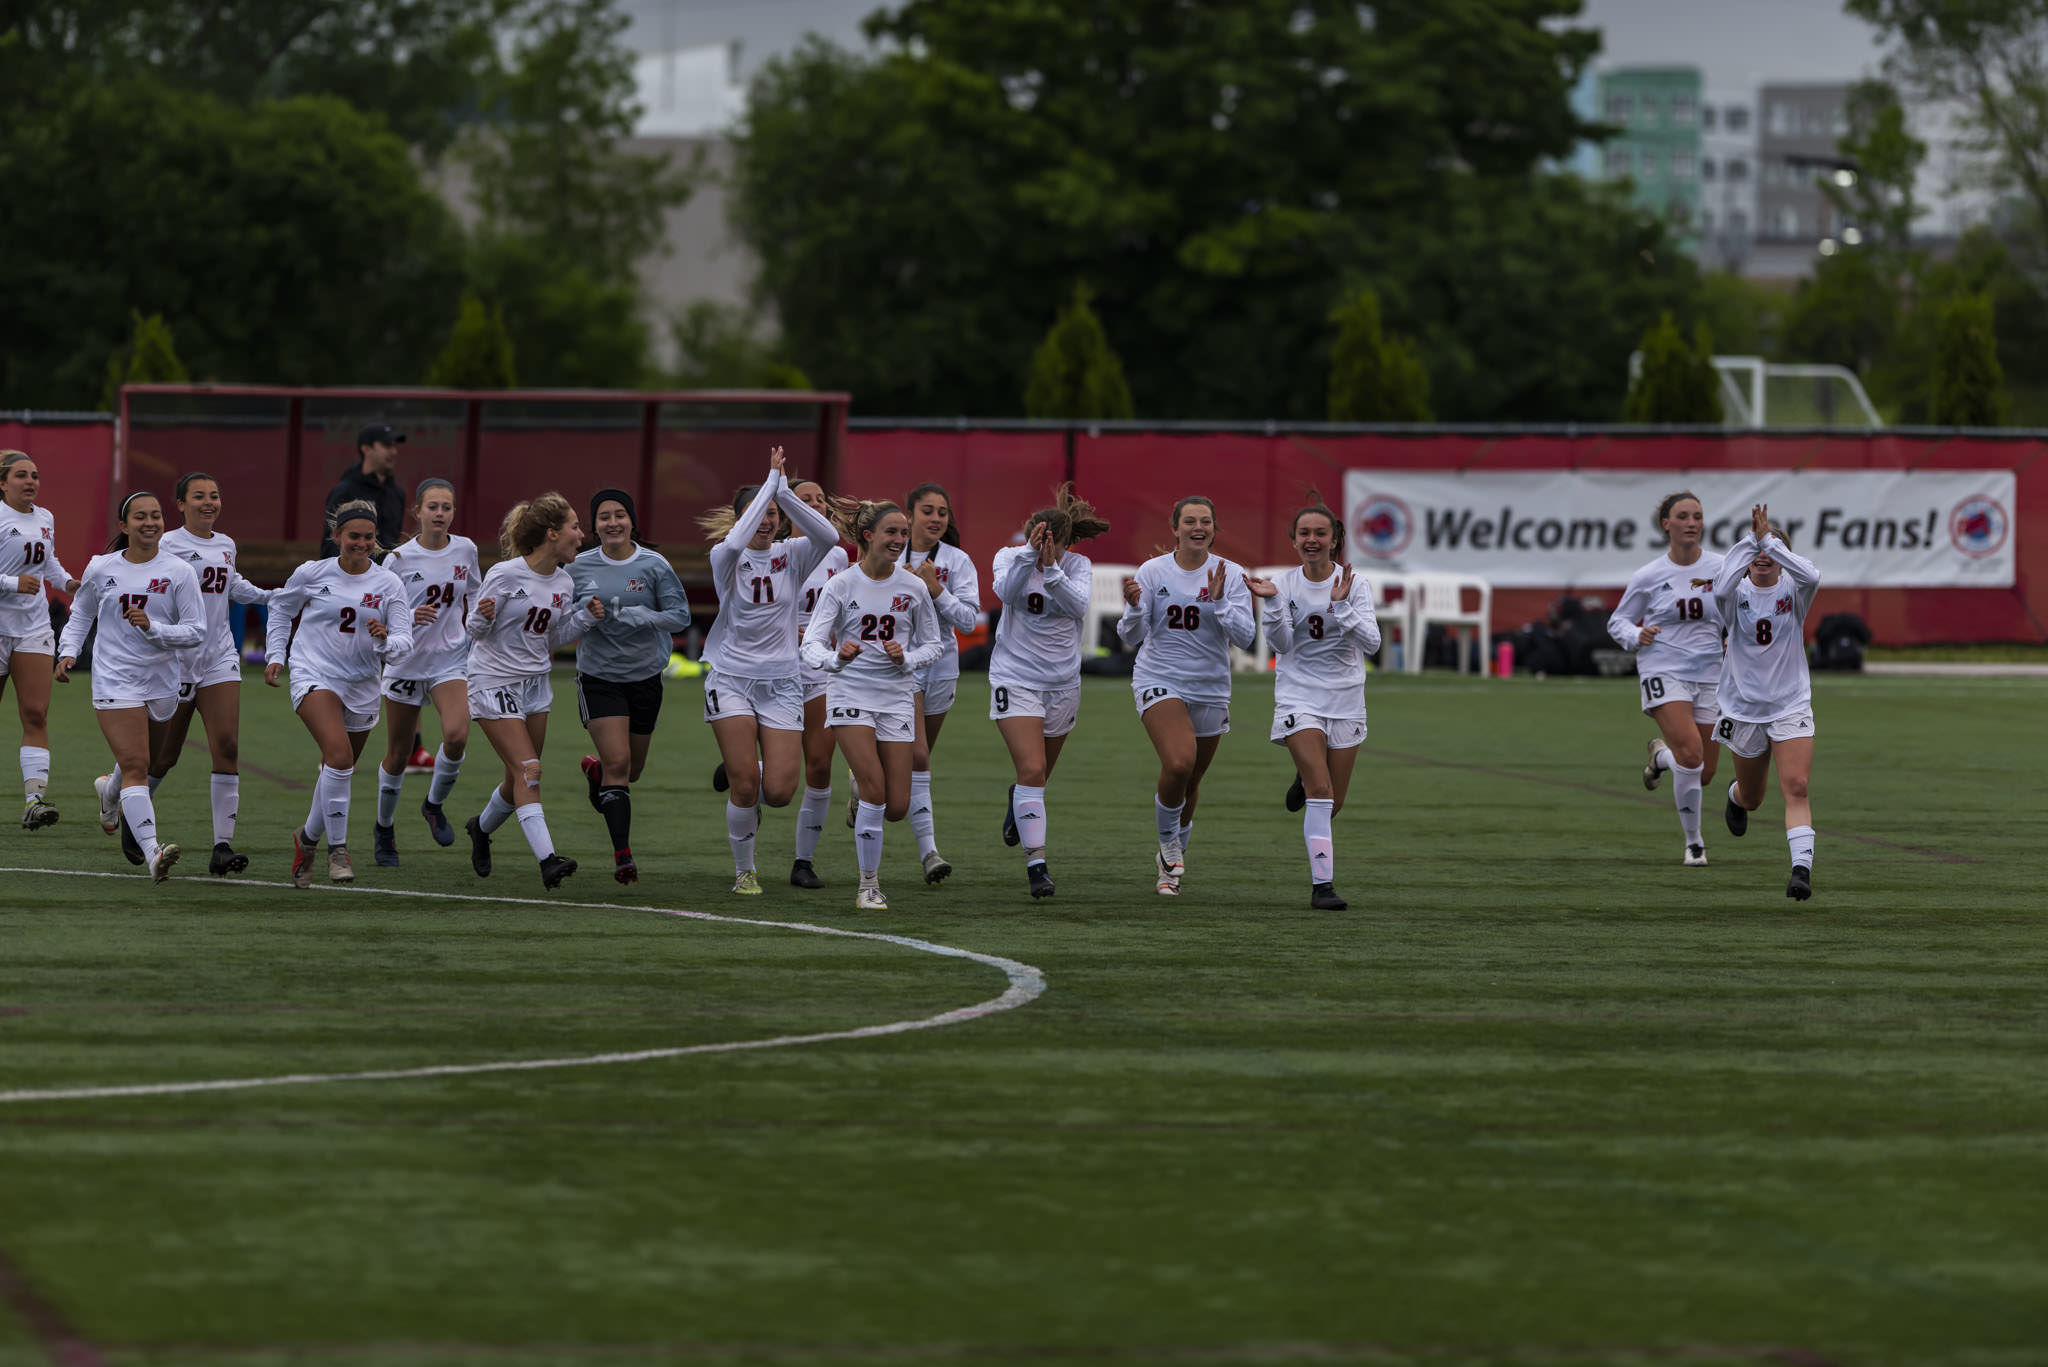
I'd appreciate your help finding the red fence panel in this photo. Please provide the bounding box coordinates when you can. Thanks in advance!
[0,420,116,574]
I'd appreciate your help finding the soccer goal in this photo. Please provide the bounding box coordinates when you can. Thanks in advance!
[117,384,850,583]
[1711,356,1884,429]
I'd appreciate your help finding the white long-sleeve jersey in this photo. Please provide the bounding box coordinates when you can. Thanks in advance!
[385,534,482,680]
[900,540,980,683]
[464,557,595,688]
[1268,566,1381,720]
[0,502,76,637]
[987,546,1093,691]
[1607,549,1728,681]
[702,470,842,679]
[798,544,852,633]
[1712,533,1821,723]
[266,558,414,688]
[1116,551,1258,707]
[798,564,947,714]
[58,550,205,699]
[160,526,271,681]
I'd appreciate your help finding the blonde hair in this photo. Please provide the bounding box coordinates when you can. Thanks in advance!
[327,498,389,554]
[1024,483,1111,546]
[788,479,861,539]
[850,500,905,555]
[501,492,574,558]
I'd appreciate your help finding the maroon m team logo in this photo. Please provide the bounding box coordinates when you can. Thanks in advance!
[891,595,913,612]
[360,593,383,609]
[147,578,171,594]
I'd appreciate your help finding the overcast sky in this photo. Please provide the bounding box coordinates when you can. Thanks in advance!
[617,0,1890,89]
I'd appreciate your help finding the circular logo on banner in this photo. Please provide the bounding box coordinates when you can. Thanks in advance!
[1948,496,2009,559]
[1351,494,1413,560]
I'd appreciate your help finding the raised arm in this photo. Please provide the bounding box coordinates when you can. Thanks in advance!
[990,548,1035,605]
[1329,571,1382,655]
[780,481,843,577]
[1711,534,1759,620]
[1764,534,1822,616]
[1040,553,1091,620]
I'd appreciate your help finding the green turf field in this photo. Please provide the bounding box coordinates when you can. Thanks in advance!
[1,666,2044,1367]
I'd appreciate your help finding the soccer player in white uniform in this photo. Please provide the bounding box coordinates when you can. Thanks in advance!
[462,493,602,891]
[1608,490,1728,867]
[987,484,1109,900]
[1116,494,1257,895]
[789,476,853,890]
[139,472,273,875]
[898,481,981,884]
[1712,503,1823,900]
[264,502,414,887]
[370,478,481,870]
[56,492,203,882]
[800,501,947,911]
[570,487,690,884]
[0,452,81,830]
[1244,495,1380,911]
[697,449,842,894]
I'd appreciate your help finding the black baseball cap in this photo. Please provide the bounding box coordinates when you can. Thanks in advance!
[356,423,407,448]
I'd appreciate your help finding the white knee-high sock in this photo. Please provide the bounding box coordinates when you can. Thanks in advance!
[514,802,555,860]
[375,764,404,828]
[795,784,831,862]
[1787,824,1816,869]
[1653,744,1675,775]
[726,799,758,872]
[1014,784,1047,865]
[855,800,886,876]
[1672,761,1704,845]
[119,785,160,864]
[1178,820,1195,854]
[478,786,516,834]
[1304,798,1335,885]
[316,765,354,847]
[209,772,238,844]
[427,746,462,805]
[909,770,937,857]
[1154,796,1183,848]
[20,746,49,800]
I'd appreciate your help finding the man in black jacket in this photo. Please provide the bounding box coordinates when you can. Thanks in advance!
[319,423,408,557]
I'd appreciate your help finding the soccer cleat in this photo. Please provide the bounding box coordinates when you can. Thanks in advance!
[1683,843,1708,868]
[1643,738,1670,791]
[1725,791,1749,838]
[1310,881,1348,910]
[420,799,455,847]
[1155,844,1183,896]
[1158,840,1185,879]
[1001,783,1020,847]
[1285,775,1306,813]
[21,796,58,830]
[405,744,435,775]
[118,813,145,866]
[855,884,888,912]
[149,842,181,884]
[789,858,823,889]
[209,843,248,876]
[328,844,355,884]
[581,754,603,811]
[732,869,763,896]
[465,815,492,877]
[711,762,730,793]
[921,850,952,885]
[845,771,859,828]
[373,822,399,867]
[94,773,120,834]
[1786,865,1813,901]
[614,850,638,885]
[540,853,578,889]
[1027,861,1055,899]
[291,828,317,888]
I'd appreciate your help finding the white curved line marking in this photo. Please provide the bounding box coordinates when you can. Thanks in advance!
[0,866,1047,1103]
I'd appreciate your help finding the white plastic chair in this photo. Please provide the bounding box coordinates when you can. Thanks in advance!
[1237,565,1295,672]
[1406,573,1492,674]
[1083,563,1140,657]
[1368,571,1413,672]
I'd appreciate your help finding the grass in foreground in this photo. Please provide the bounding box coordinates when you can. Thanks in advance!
[0,667,2044,1366]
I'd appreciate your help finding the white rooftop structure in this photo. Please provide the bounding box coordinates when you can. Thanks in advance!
[633,41,746,139]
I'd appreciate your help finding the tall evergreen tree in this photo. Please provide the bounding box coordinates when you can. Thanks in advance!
[1328,288,1432,422]
[1024,287,1134,420]
[1931,292,2008,427]
[1624,313,1722,423]
[100,311,190,410]
[426,290,517,388]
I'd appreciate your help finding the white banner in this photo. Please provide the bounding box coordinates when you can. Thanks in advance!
[1342,469,2017,587]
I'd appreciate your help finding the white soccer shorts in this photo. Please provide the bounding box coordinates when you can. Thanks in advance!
[988,682,1080,738]
[1715,709,1816,759]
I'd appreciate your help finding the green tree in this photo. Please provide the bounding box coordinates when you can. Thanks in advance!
[668,301,813,391]
[1624,313,1722,423]
[1931,292,2009,426]
[465,232,649,389]
[0,78,465,407]
[1781,249,1899,376]
[1694,272,1788,358]
[1024,286,1134,420]
[426,290,517,388]
[734,4,1675,421]
[100,311,190,409]
[1822,80,1927,261]
[1327,288,1432,421]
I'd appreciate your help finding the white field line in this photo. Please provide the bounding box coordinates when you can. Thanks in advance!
[0,866,1047,1104]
